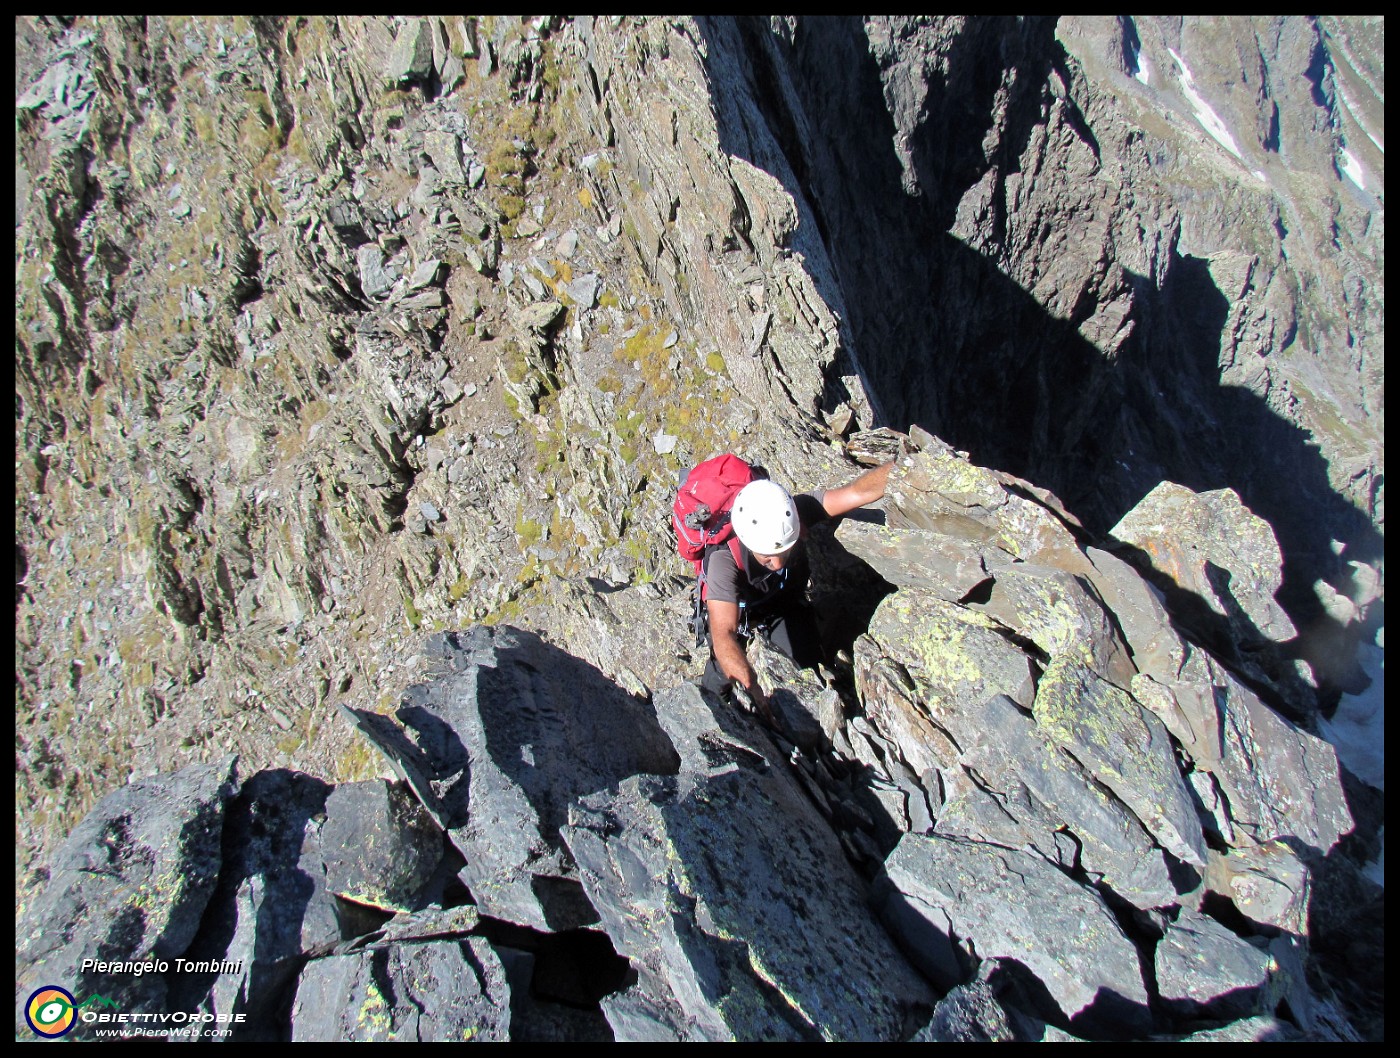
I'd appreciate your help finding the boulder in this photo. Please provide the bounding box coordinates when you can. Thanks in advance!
[292,935,511,1041]
[1202,840,1310,935]
[1083,546,1186,681]
[1110,482,1296,647]
[164,768,339,1039]
[1138,652,1351,857]
[1034,653,1207,867]
[562,683,935,1041]
[387,17,435,84]
[1154,907,1274,1021]
[320,779,444,912]
[884,440,1093,574]
[970,559,1135,683]
[876,832,1152,1037]
[940,695,1178,908]
[834,519,994,601]
[339,627,679,931]
[912,959,1080,1042]
[15,757,238,1039]
[857,589,1037,778]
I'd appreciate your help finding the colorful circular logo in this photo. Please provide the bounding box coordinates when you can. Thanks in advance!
[26,986,77,1038]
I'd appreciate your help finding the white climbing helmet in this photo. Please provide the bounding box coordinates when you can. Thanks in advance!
[731,479,800,555]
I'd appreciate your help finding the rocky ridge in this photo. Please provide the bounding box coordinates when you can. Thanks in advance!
[16,436,1380,1039]
[14,14,1384,1042]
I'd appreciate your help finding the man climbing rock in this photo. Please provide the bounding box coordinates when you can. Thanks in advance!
[700,461,893,723]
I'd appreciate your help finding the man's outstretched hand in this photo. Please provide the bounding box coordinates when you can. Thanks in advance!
[734,684,778,729]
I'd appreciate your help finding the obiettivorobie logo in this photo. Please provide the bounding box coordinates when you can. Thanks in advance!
[24,987,89,1038]
[24,987,244,1039]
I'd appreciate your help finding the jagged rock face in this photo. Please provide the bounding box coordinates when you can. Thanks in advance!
[565,683,934,1041]
[14,757,238,1040]
[11,516,1376,1042]
[341,627,681,932]
[291,935,513,1042]
[695,16,1383,632]
[12,13,1384,1044]
[13,14,865,898]
[879,832,1152,1036]
[14,12,1380,905]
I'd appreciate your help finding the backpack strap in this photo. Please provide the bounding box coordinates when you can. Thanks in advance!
[692,538,756,645]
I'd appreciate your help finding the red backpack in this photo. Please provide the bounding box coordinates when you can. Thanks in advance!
[673,454,754,596]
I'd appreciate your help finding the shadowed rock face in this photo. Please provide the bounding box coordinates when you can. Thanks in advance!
[13,13,1382,1045]
[695,17,1382,628]
[12,436,1378,1041]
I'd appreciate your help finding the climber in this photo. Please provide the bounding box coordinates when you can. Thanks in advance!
[700,460,894,724]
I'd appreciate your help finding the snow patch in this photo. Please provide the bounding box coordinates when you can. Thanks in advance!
[1319,640,1384,792]
[1336,79,1385,155]
[1166,48,1247,164]
[1320,638,1384,890]
[1131,43,1151,85]
[1338,145,1368,190]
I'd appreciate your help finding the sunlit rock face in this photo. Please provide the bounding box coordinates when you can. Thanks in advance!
[14,14,1382,1043]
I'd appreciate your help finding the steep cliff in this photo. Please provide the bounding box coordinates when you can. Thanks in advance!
[14,14,1384,1042]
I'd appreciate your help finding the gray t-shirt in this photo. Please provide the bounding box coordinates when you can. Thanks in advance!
[703,492,828,610]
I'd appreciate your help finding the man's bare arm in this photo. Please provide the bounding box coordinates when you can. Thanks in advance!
[706,598,774,721]
[821,460,894,519]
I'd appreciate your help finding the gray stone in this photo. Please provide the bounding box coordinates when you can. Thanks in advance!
[430,21,466,93]
[516,299,564,334]
[1209,670,1352,856]
[456,16,478,58]
[1111,482,1296,645]
[399,289,445,310]
[970,559,1134,682]
[941,695,1178,908]
[1137,650,1352,856]
[291,935,511,1041]
[877,833,1151,1036]
[320,779,444,912]
[1176,1017,1304,1041]
[339,627,679,931]
[1034,653,1208,867]
[164,768,339,1039]
[827,402,856,438]
[556,229,579,257]
[1203,840,1310,934]
[1083,546,1184,681]
[15,757,238,1040]
[408,257,443,289]
[835,520,993,601]
[521,269,547,299]
[857,590,1037,779]
[419,502,442,523]
[356,243,397,298]
[377,904,480,943]
[1155,906,1273,1021]
[912,959,1076,1042]
[562,683,935,1041]
[439,53,466,94]
[885,442,1093,574]
[387,17,435,84]
[411,165,440,206]
[565,273,599,308]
